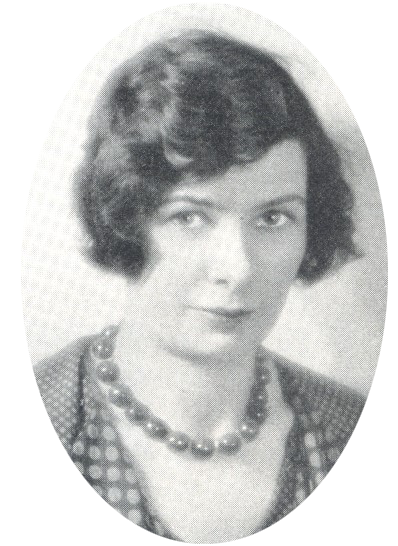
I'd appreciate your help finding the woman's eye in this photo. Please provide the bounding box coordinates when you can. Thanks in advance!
[256,211,290,229]
[172,211,206,229]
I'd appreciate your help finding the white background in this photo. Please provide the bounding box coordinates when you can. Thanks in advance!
[4,1,397,545]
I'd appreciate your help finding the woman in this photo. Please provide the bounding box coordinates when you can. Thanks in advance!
[34,31,365,543]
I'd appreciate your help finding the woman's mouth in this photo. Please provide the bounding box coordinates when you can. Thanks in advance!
[198,307,253,319]
[187,306,254,329]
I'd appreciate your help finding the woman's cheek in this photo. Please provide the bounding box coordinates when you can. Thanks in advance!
[148,230,191,276]
[154,248,200,299]
[260,238,305,281]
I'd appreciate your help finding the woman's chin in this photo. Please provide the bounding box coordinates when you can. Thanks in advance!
[162,330,243,362]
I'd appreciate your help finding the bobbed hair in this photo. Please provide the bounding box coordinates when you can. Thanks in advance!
[76,30,359,282]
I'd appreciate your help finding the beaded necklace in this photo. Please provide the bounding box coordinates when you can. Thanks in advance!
[91,326,272,459]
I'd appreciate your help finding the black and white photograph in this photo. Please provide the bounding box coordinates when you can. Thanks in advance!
[7,1,396,545]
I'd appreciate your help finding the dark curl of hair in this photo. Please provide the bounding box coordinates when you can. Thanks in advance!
[76,30,359,282]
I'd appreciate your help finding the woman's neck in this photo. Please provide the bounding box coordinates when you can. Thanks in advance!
[114,320,261,438]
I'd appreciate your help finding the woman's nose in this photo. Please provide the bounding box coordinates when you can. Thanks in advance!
[206,219,251,287]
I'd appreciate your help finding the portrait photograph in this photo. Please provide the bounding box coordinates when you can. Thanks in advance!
[7,1,396,545]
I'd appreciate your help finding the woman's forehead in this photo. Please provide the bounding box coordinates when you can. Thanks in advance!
[168,139,307,208]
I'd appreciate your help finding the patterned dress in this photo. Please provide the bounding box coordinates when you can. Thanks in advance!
[34,334,365,540]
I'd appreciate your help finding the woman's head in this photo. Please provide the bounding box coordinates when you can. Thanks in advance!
[76,30,357,284]
[137,138,307,357]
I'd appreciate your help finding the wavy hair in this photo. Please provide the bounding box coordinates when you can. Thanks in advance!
[76,30,359,282]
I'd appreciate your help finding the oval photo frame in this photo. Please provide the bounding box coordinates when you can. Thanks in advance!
[21,3,388,545]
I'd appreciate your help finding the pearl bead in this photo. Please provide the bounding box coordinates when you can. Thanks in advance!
[92,338,114,360]
[191,438,215,459]
[250,386,268,404]
[256,371,271,386]
[144,418,169,439]
[218,433,242,454]
[240,420,260,441]
[125,403,150,424]
[247,404,268,423]
[167,432,190,452]
[96,361,119,383]
[108,384,133,408]
[248,398,266,411]
[101,325,119,340]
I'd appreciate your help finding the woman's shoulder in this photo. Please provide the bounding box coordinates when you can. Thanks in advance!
[263,348,366,445]
[34,335,94,452]
[34,335,93,376]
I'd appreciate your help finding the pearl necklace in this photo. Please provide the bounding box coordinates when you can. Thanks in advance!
[91,326,271,459]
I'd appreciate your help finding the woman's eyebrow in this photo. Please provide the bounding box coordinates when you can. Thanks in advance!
[255,194,307,209]
[161,196,224,210]
[163,194,307,209]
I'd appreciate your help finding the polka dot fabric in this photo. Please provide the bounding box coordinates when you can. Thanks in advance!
[71,393,147,526]
[35,339,86,455]
[34,334,365,538]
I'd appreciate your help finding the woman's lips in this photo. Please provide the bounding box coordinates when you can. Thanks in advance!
[197,307,253,319]
[188,306,254,328]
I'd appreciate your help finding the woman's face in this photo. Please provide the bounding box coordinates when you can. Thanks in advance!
[132,139,307,360]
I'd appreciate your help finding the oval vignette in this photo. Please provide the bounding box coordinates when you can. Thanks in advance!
[21,4,387,545]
